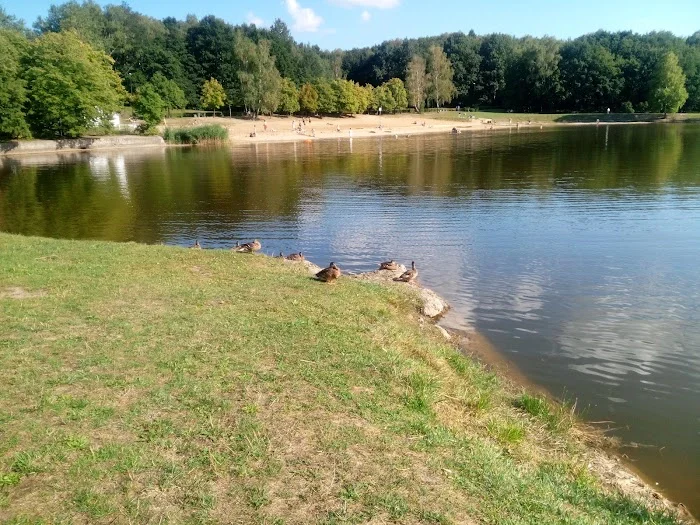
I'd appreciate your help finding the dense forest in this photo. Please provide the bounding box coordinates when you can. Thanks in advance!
[1,1,699,139]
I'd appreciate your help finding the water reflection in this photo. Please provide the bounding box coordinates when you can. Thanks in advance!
[2,124,700,514]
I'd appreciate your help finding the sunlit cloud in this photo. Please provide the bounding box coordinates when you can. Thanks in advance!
[361,10,371,22]
[246,11,264,26]
[285,0,324,33]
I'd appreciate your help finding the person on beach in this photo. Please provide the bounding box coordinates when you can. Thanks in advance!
[292,119,296,131]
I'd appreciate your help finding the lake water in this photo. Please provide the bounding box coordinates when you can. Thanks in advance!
[1,124,699,515]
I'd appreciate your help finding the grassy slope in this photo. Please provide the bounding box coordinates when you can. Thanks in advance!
[0,234,682,525]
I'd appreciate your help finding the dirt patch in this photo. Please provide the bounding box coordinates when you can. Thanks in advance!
[0,287,47,299]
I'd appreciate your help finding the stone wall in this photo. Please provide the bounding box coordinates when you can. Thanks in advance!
[0,135,165,156]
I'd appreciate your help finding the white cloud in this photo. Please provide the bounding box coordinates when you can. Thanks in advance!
[285,0,324,33]
[361,10,371,21]
[246,11,264,26]
[330,0,400,8]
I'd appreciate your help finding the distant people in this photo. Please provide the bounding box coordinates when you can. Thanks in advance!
[263,120,268,132]
[378,106,383,115]
[336,124,340,132]
[292,119,296,131]
[311,128,316,137]
[349,128,353,138]
[607,108,611,115]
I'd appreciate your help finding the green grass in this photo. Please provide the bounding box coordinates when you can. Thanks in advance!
[429,109,700,125]
[0,233,685,524]
[162,124,229,144]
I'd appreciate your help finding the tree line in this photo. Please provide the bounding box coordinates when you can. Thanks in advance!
[1,2,698,140]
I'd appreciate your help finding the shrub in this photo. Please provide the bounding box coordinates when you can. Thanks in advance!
[621,101,635,113]
[162,125,228,144]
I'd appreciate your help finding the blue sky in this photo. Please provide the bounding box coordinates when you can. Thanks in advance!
[5,0,700,49]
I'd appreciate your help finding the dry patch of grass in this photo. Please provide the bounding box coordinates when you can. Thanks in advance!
[0,233,686,524]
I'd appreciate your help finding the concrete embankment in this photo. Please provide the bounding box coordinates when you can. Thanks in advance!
[0,135,165,156]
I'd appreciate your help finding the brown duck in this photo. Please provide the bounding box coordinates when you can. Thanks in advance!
[191,240,202,249]
[379,259,398,271]
[315,262,341,283]
[395,261,418,283]
[233,239,261,253]
[286,252,305,261]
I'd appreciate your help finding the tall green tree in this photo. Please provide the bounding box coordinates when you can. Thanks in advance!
[200,77,226,110]
[559,40,623,111]
[315,79,337,114]
[649,52,689,114]
[134,83,165,128]
[477,34,515,105]
[406,55,428,111]
[278,78,300,114]
[426,45,456,108]
[443,32,481,105]
[23,30,125,138]
[384,78,408,112]
[298,83,319,115]
[0,29,30,139]
[150,72,186,116]
[235,34,283,117]
[505,38,562,111]
[0,6,26,32]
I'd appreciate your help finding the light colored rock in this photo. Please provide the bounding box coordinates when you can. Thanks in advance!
[436,325,451,341]
[419,287,449,318]
[349,267,449,319]
[350,265,407,283]
[301,260,323,276]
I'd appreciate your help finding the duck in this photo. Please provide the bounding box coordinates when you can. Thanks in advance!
[286,252,305,262]
[233,239,261,253]
[315,262,341,283]
[191,240,202,249]
[379,259,399,271]
[276,251,285,258]
[395,261,418,283]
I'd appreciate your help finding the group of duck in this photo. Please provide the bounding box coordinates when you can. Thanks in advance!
[190,238,418,285]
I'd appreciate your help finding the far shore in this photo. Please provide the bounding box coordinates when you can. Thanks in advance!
[2,111,697,158]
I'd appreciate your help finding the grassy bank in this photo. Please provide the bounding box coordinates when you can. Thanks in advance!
[0,234,685,524]
[430,110,700,125]
[162,125,229,144]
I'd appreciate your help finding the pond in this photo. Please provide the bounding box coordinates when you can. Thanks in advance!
[1,124,699,515]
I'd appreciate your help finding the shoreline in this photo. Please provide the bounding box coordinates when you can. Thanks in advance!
[317,256,693,521]
[2,112,690,158]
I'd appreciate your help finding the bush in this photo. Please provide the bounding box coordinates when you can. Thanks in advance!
[162,125,228,144]
[621,101,635,113]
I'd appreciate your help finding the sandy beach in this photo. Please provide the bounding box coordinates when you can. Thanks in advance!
[161,112,526,145]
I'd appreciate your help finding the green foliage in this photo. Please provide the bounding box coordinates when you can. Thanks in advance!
[23,30,125,138]
[621,101,635,113]
[315,79,338,114]
[650,52,689,114]
[298,83,319,114]
[150,72,186,116]
[406,55,428,110]
[235,34,283,116]
[384,78,408,112]
[332,79,365,115]
[162,124,228,144]
[0,29,30,139]
[560,40,623,111]
[278,78,300,114]
[426,45,456,108]
[0,6,26,32]
[133,83,165,128]
[200,77,226,110]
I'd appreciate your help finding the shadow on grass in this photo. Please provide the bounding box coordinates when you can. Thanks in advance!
[554,113,667,123]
